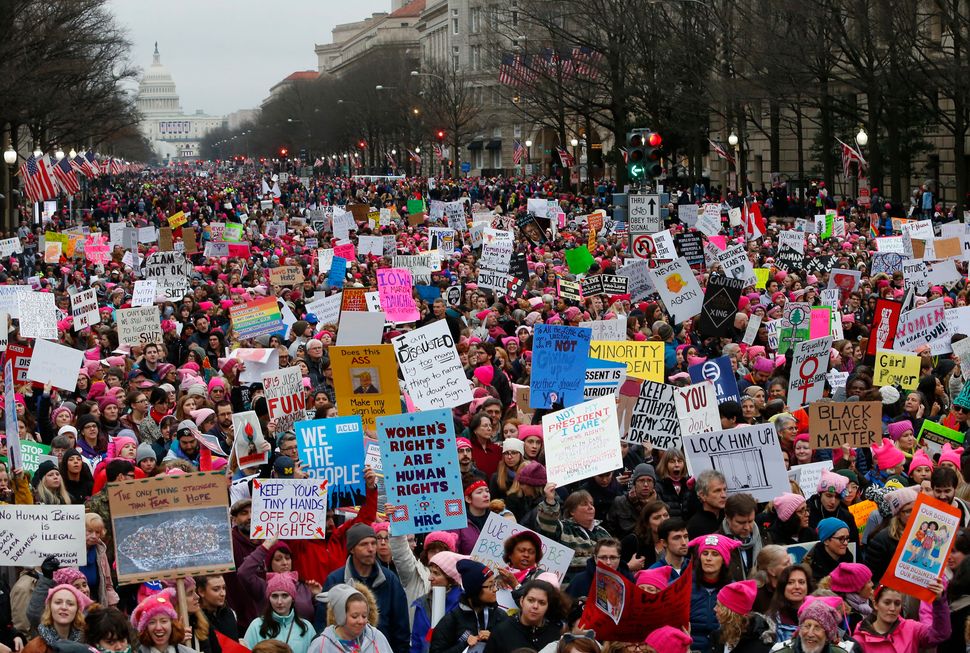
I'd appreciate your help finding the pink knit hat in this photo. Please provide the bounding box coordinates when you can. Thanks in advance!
[634,566,672,591]
[886,420,914,441]
[52,568,87,587]
[131,589,177,631]
[717,580,758,614]
[429,551,469,586]
[871,439,905,471]
[517,424,543,441]
[473,366,495,386]
[644,626,692,653]
[910,449,934,473]
[424,530,458,552]
[773,492,807,522]
[265,571,298,599]
[817,470,848,497]
[688,533,741,562]
[46,583,93,613]
[884,486,919,515]
[940,443,964,469]
[828,562,872,593]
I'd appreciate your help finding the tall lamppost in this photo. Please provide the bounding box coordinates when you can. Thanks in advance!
[3,142,17,232]
[524,139,532,176]
[855,126,868,199]
[728,131,740,195]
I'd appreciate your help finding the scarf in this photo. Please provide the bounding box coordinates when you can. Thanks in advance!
[722,517,762,574]
[37,624,82,647]
[844,592,872,617]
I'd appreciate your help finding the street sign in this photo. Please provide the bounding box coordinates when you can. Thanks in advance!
[858,177,871,206]
[629,194,662,233]
[461,162,471,173]
[632,234,653,259]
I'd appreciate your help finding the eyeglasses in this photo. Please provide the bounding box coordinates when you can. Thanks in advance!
[831,536,851,543]
[596,555,621,562]
[503,451,519,457]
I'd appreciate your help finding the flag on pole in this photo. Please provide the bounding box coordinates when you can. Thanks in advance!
[743,199,766,241]
[433,144,443,162]
[619,147,628,164]
[52,156,81,195]
[313,158,324,167]
[499,53,519,86]
[556,146,575,167]
[20,155,58,203]
[513,139,525,165]
[84,151,100,177]
[385,151,397,168]
[406,149,421,164]
[708,139,735,164]
[836,138,867,178]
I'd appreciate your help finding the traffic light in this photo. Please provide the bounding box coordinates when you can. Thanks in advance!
[645,131,663,177]
[436,130,446,142]
[358,139,367,149]
[279,147,288,157]
[299,148,308,164]
[626,131,646,181]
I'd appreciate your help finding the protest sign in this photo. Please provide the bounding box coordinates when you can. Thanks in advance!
[143,251,190,302]
[716,244,756,287]
[584,358,627,401]
[262,367,307,433]
[250,478,329,539]
[896,300,951,355]
[849,501,878,537]
[228,348,279,385]
[336,312,386,346]
[867,299,903,356]
[376,409,465,535]
[317,248,334,274]
[480,230,514,272]
[116,306,162,347]
[330,345,401,430]
[530,324,592,409]
[696,275,745,337]
[108,471,232,583]
[874,351,920,390]
[230,411,268,469]
[392,321,473,411]
[269,266,305,287]
[295,416,366,509]
[580,319,626,342]
[304,293,342,328]
[588,340,663,383]
[774,245,805,274]
[688,355,740,404]
[578,562,692,642]
[917,419,965,456]
[787,336,832,410]
[5,343,31,383]
[17,291,56,340]
[229,297,284,340]
[0,238,20,257]
[26,339,83,392]
[674,380,721,437]
[131,281,157,308]
[616,259,654,302]
[781,541,857,565]
[470,512,574,585]
[328,256,347,288]
[683,423,789,501]
[543,396,622,486]
[742,314,762,346]
[627,381,680,449]
[808,401,883,448]
[376,268,419,323]
[340,288,368,312]
[882,493,961,602]
[557,277,583,303]
[70,288,99,330]
[788,461,834,499]
[648,257,703,323]
[3,440,52,476]
[674,233,705,267]
[0,505,85,566]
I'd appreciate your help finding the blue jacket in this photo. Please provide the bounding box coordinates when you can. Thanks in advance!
[410,586,461,653]
[321,559,410,653]
[690,578,721,653]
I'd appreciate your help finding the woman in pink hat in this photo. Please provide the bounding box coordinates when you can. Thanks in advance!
[711,579,774,653]
[130,590,194,653]
[22,584,92,653]
[688,534,742,651]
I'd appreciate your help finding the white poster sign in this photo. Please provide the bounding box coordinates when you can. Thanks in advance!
[543,396,622,486]
[683,423,789,502]
[131,281,158,308]
[391,320,473,410]
[26,339,84,392]
[116,306,162,347]
[251,478,328,539]
[0,505,85,565]
[70,288,99,331]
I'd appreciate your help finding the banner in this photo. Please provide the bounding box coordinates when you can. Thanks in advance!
[470,512,574,585]
[269,266,305,287]
[294,416,366,509]
[229,297,284,340]
[376,268,419,323]
[627,381,680,449]
[0,505,85,566]
[376,408,466,535]
[917,419,965,456]
[543,396,623,486]
[688,355,740,404]
[584,358,627,401]
[895,300,951,355]
[391,321,473,411]
[674,380,721,437]
[696,274,745,337]
[330,345,400,430]
[107,471,233,583]
[262,367,307,433]
[648,257,704,323]
[808,401,883,448]
[882,493,961,603]
[874,351,920,390]
[250,478,329,539]
[529,324,591,409]
[588,341,663,383]
[683,423,789,501]
[116,306,162,347]
[787,336,832,410]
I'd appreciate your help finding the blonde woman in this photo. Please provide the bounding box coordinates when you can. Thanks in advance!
[32,461,71,506]
[712,580,774,653]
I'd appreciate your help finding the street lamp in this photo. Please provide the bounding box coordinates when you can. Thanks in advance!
[375,85,396,91]
[727,131,741,195]
[32,148,42,158]
[54,149,65,161]
[411,70,445,82]
[855,126,868,147]
[69,149,76,159]
[3,148,16,166]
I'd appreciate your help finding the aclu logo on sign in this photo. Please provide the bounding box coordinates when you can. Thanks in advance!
[336,423,359,434]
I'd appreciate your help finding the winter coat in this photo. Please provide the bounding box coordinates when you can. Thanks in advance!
[656,476,691,521]
[243,609,315,653]
[691,577,723,653]
[802,541,853,583]
[711,613,775,653]
[768,640,857,652]
[388,534,429,627]
[238,546,315,621]
[565,557,634,602]
[429,603,507,653]
[535,497,612,581]
[864,529,897,585]
[605,491,647,536]
[852,596,951,653]
[310,624,392,653]
[806,495,859,545]
[322,560,410,653]
[410,586,461,653]
[483,618,561,653]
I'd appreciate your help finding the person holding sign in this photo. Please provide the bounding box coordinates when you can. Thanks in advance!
[239,540,318,621]
[243,573,315,653]
[852,583,950,652]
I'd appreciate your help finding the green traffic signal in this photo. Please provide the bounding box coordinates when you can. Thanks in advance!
[628,162,647,180]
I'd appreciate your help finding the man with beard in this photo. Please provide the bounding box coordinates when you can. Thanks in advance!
[457,437,487,483]
[772,598,854,653]
[227,499,259,627]
[208,401,234,453]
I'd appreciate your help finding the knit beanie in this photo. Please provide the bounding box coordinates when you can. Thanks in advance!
[940,443,964,469]
[473,365,495,386]
[456,559,494,598]
[33,460,59,488]
[871,439,905,471]
[517,461,547,487]
[817,470,848,497]
[632,463,657,484]
[797,596,843,643]
[828,562,872,594]
[46,584,93,614]
[772,492,806,522]
[816,517,849,543]
[886,420,914,441]
[429,551,468,586]
[265,572,298,600]
[910,449,934,473]
[517,424,543,441]
[884,486,920,515]
[131,589,177,631]
[424,531,458,553]
[136,443,157,464]
[52,567,87,587]
[346,523,377,551]
[634,566,672,592]
[688,533,742,562]
[324,583,360,627]
[643,626,692,653]
[502,438,524,455]
[717,580,758,615]
[834,469,859,485]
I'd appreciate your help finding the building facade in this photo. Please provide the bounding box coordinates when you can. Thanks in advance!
[136,44,225,161]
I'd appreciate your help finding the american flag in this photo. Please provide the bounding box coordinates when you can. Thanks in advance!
[84,151,100,177]
[313,158,324,167]
[52,156,81,195]
[708,139,735,164]
[385,151,397,168]
[573,46,604,79]
[540,48,574,77]
[744,200,766,241]
[556,146,575,167]
[19,155,58,203]
[513,139,525,165]
[433,144,443,162]
[836,138,867,178]
[72,154,95,178]
[619,147,628,164]
[499,53,519,86]
[520,55,539,85]
[406,148,421,164]
[109,158,122,175]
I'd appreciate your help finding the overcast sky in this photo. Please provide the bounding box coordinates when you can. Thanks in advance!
[108,0,389,117]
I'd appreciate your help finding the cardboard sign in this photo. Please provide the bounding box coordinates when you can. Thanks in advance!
[70,288,99,331]
[874,351,920,390]
[787,337,832,410]
[543,396,623,486]
[376,268,419,323]
[330,345,401,430]
[391,321,473,411]
[867,299,903,356]
[0,505,85,566]
[26,339,84,392]
[229,297,284,340]
[251,478,329,539]
[808,401,883,448]
[648,257,703,323]
[376,408,466,535]
[588,341,663,383]
[17,291,56,340]
[584,358,627,402]
[883,493,962,602]
[270,266,305,287]
[116,306,162,347]
[696,274,745,337]
[530,324,592,409]
[688,355,741,404]
[262,367,306,434]
[183,226,198,254]
[627,380,681,449]
[107,471,233,583]
[294,416,366,509]
[470,512,574,584]
[674,380,721,438]
[683,423,789,502]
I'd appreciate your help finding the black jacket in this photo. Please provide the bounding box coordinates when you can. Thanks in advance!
[865,529,898,585]
[429,602,507,653]
[656,477,692,521]
[203,604,239,641]
[711,613,775,653]
[566,556,635,602]
[807,494,860,548]
[804,542,854,583]
[483,618,561,653]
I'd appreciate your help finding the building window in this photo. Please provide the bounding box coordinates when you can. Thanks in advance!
[452,46,460,71]
[491,148,502,169]
[451,8,459,35]
[514,124,522,138]
[471,45,481,71]
[470,7,481,33]
[493,127,502,139]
